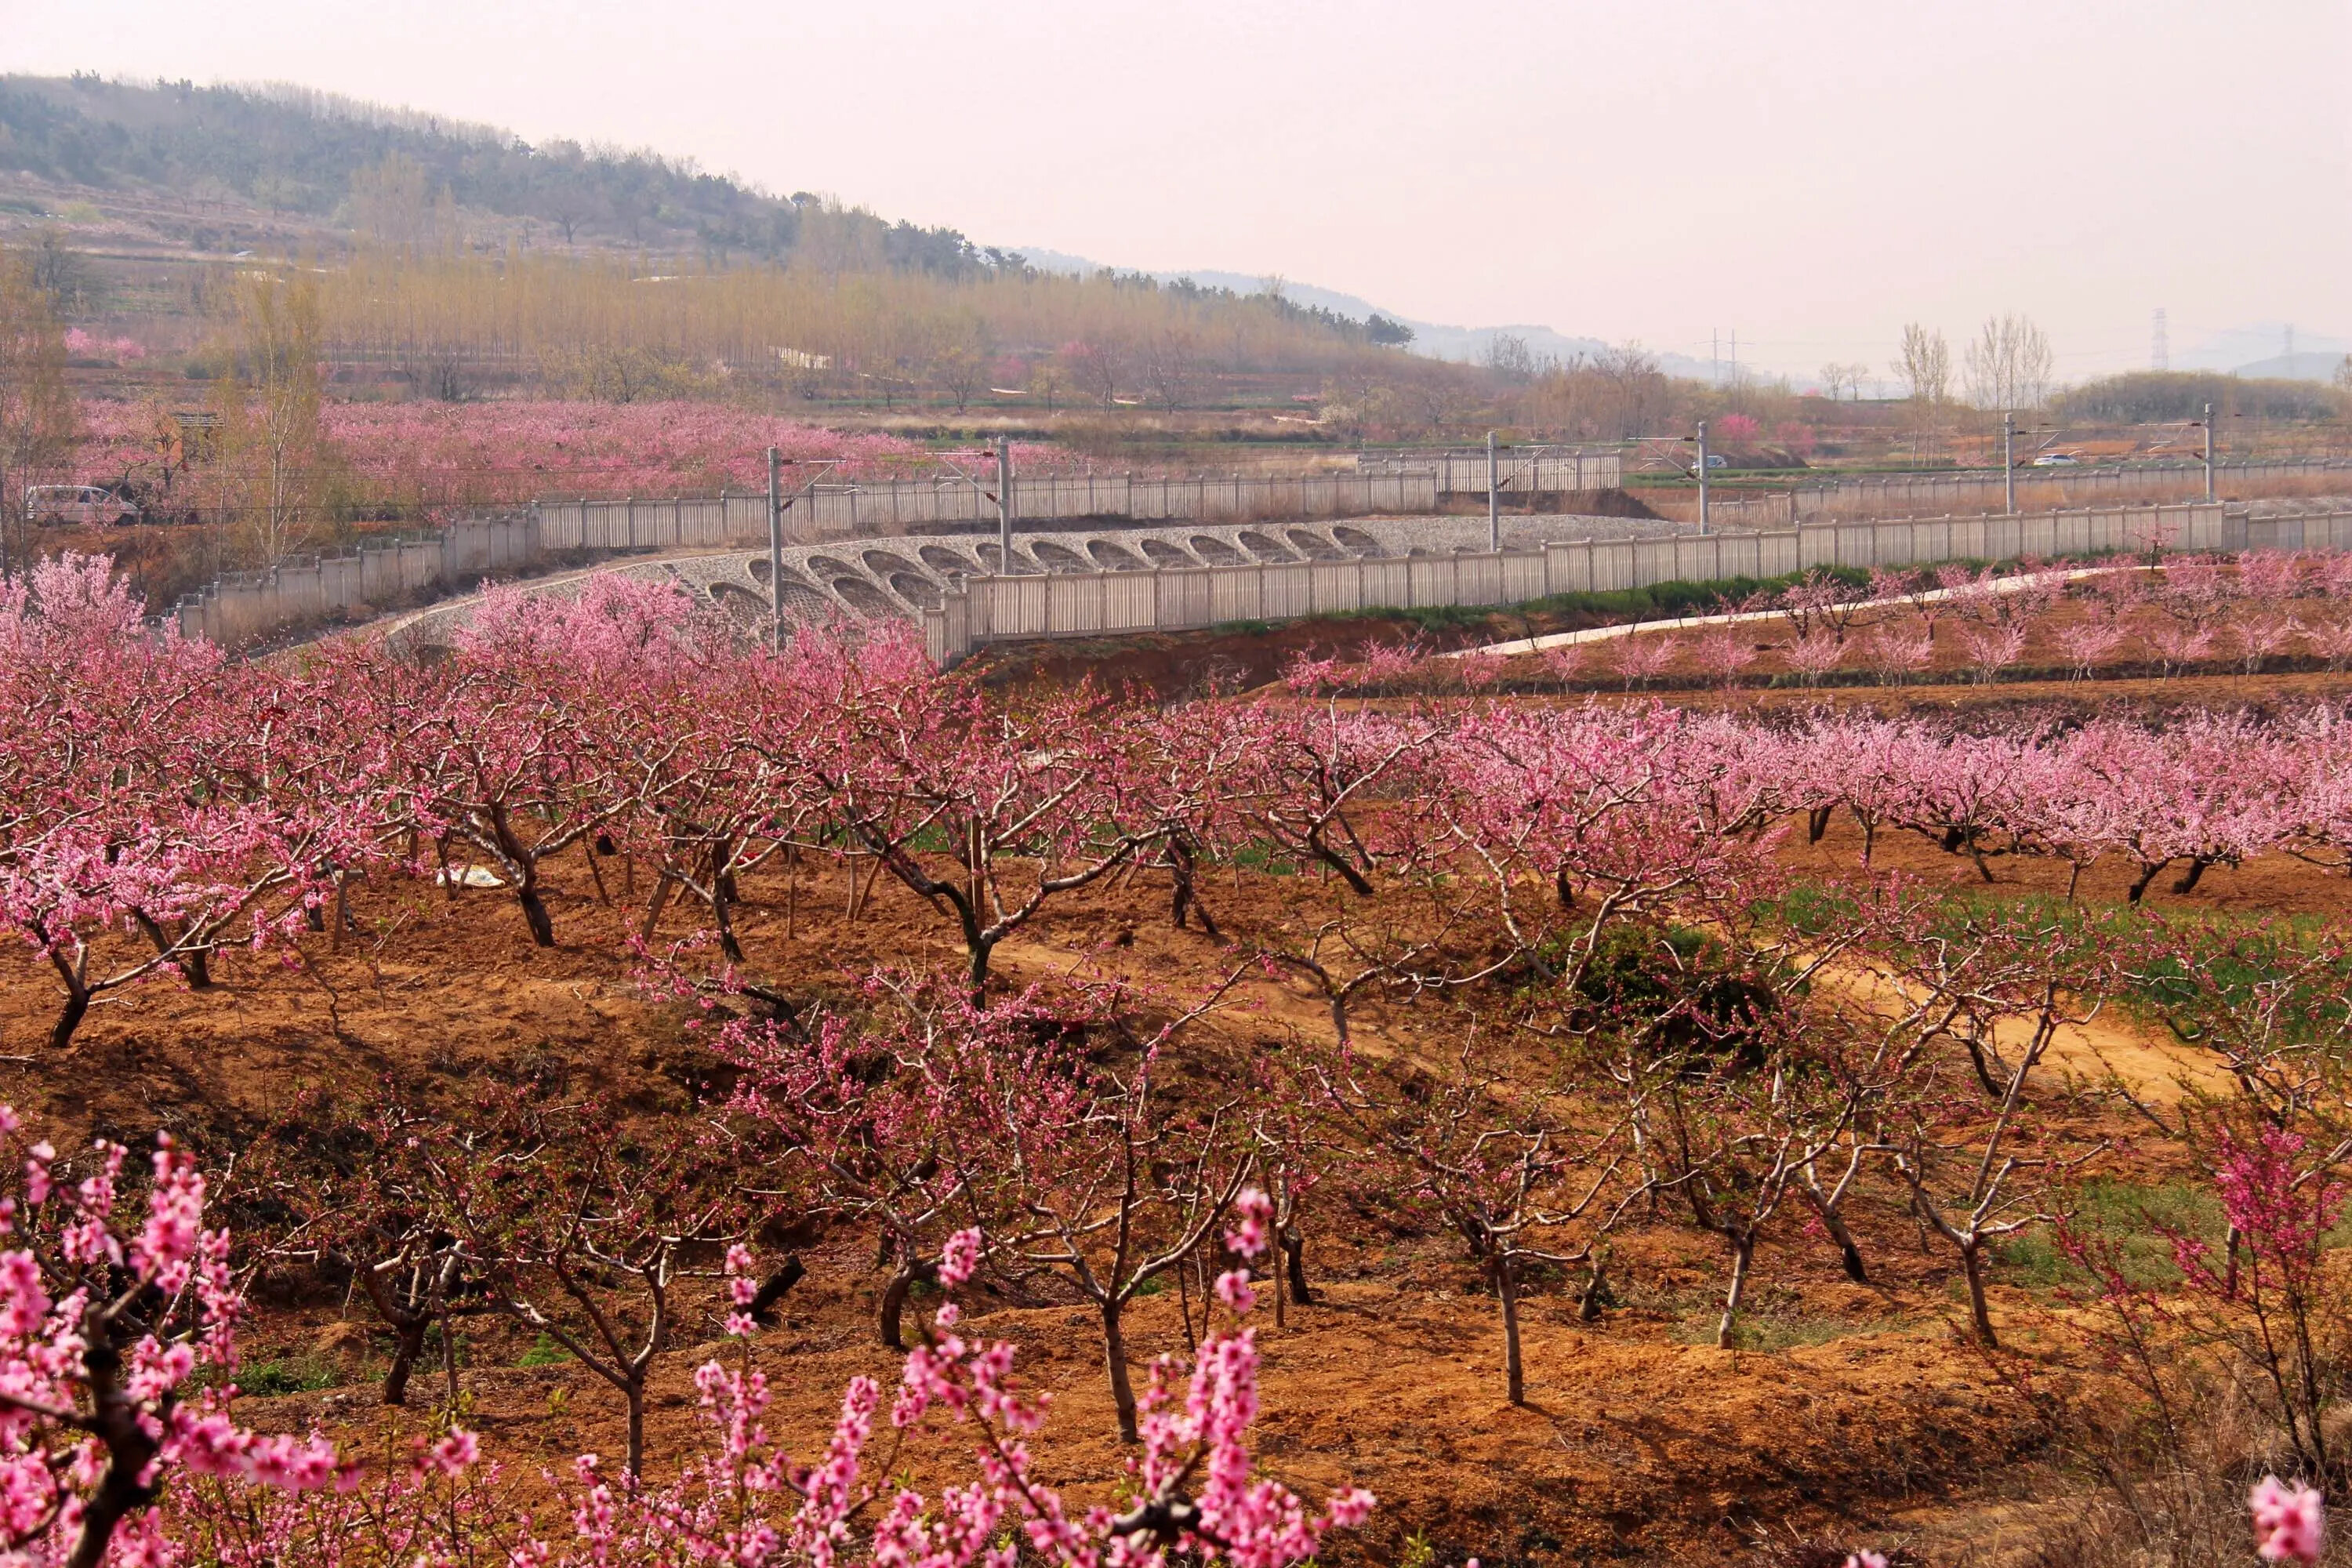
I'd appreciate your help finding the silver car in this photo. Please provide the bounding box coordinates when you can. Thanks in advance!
[24,486,141,527]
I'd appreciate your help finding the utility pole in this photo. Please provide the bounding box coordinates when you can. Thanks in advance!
[2203,401,2216,503]
[2002,411,2015,514]
[765,446,785,653]
[1696,421,1711,535]
[1486,430,1500,553]
[996,437,1014,574]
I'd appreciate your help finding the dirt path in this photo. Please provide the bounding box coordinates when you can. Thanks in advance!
[1457,564,2122,659]
[1822,958,2227,1109]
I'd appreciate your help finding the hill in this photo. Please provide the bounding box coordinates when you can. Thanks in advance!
[0,72,1004,272]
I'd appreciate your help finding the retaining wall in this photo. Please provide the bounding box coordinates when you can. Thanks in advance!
[1640,458,2352,529]
[924,501,2325,664]
[1352,450,1623,495]
[529,470,1447,550]
[167,515,536,647]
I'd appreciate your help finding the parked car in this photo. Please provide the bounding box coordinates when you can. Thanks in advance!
[24,485,140,527]
[1703,454,1729,469]
[2028,452,2081,468]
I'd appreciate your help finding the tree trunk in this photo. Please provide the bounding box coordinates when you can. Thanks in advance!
[383,1317,427,1406]
[514,865,556,948]
[625,1381,646,1478]
[45,949,90,1051]
[1807,804,1834,844]
[65,1367,162,1568]
[1578,1256,1610,1322]
[1960,1238,1997,1347]
[710,844,746,963]
[1715,1232,1755,1349]
[876,1258,937,1351]
[1282,1225,1313,1308]
[2126,861,2168,905]
[1102,1298,1140,1443]
[640,872,677,945]
[1170,838,1221,936]
[133,913,212,989]
[2171,857,2212,895]
[1498,1261,1526,1406]
[1802,1185,1870,1283]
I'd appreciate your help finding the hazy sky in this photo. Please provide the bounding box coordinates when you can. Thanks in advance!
[12,0,2349,379]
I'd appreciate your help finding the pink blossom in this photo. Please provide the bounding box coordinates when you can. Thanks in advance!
[1225,1188,1272,1260]
[2252,1475,2325,1563]
[938,1227,983,1289]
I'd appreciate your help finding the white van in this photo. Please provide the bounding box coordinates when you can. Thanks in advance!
[24,486,140,527]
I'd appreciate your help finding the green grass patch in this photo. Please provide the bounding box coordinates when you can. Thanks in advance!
[1664,1290,1901,1352]
[1993,1176,2222,1290]
[518,1334,575,1367]
[1310,564,1875,639]
[1879,885,2339,1028]
[238,1356,343,1396]
[1229,839,1299,876]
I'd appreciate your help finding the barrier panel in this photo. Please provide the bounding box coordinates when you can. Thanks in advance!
[925,502,2270,665]
[166,515,538,648]
[1642,458,2352,529]
[528,469,1447,550]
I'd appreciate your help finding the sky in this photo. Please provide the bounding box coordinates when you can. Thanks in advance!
[10,0,2350,382]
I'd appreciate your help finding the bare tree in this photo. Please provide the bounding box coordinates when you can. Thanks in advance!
[1891,324,1953,464]
[347,152,440,249]
[0,248,80,570]
[211,269,335,565]
[1891,325,1951,407]
[1138,328,1200,412]
[1028,360,1073,411]
[1593,342,1665,437]
[1964,313,2055,412]
[931,318,993,413]
[1483,332,1537,382]
[1065,338,1127,408]
[1817,361,1869,401]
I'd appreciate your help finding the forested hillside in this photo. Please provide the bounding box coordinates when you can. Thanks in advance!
[0,73,1000,270]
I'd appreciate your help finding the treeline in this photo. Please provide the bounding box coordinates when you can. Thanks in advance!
[313,247,1405,408]
[2056,369,2348,425]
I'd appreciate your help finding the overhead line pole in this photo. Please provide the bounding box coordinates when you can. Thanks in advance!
[997,437,1015,574]
[2203,402,2216,503]
[1695,421,1710,536]
[2002,411,2015,514]
[1486,430,1500,553]
[766,445,785,653]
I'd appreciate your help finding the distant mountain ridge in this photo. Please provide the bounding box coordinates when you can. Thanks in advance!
[2176,323,2350,383]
